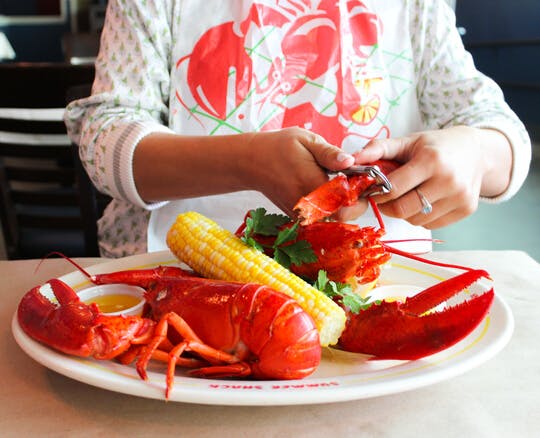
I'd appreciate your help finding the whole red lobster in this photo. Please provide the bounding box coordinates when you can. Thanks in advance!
[236,159,495,359]
[17,266,321,399]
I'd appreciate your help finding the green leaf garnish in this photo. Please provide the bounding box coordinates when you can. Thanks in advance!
[314,270,376,314]
[281,239,318,266]
[243,208,290,239]
[274,222,299,246]
[242,236,264,252]
[274,240,318,269]
[241,208,317,269]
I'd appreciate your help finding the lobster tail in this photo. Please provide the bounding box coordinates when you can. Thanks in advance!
[234,284,321,379]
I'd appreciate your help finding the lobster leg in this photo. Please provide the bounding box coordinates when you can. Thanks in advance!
[187,363,252,379]
[136,312,250,399]
[338,270,495,360]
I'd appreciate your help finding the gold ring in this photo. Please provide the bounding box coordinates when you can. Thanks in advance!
[416,189,432,214]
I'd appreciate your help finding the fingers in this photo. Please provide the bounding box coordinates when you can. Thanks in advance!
[353,134,431,207]
[352,129,487,230]
[408,198,478,229]
[376,187,432,221]
[376,160,429,203]
[302,132,355,171]
[332,200,370,222]
[354,134,417,164]
[377,184,479,229]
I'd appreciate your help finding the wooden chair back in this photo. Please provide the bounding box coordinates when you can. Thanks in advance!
[0,62,99,259]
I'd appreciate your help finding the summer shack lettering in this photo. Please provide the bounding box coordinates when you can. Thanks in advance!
[208,382,340,390]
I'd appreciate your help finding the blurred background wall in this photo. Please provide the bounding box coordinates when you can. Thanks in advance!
[0,0,105,62]
[456,0,540,141]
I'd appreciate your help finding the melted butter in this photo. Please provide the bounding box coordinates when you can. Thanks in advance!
[383,296,406,303]
[85,294,141,313]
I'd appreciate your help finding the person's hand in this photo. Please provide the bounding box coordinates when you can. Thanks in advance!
[348,126,512,229]
[245,127,354,217]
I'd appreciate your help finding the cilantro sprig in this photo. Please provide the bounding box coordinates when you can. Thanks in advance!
[241,208,317,269]
[313,270,376,314]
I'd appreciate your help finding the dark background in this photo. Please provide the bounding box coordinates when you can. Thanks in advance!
[0,0,62,15]
[456,0,540,139]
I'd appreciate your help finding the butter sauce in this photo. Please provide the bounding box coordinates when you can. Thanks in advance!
[85,294,142,314]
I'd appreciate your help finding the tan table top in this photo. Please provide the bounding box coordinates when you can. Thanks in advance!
[1,251,539,437]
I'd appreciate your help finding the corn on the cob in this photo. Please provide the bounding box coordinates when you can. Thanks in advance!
[166,211,346,346]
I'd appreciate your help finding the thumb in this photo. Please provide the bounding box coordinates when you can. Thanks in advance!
[333,200,370,222]
[355,135,417,163]
[304,137,355,171]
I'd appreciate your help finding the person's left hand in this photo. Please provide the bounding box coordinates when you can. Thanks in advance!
[338,126,512,229]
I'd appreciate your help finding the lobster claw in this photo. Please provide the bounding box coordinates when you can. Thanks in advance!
[17,278,154,360]
[338,269,495,360]
[294,160,399,226]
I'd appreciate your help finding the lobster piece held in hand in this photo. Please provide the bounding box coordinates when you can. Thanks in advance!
[236,160,398,284]
[238,158,484,285]
[294,159,399,226]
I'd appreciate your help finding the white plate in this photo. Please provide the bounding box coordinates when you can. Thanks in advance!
[12,251,513,406]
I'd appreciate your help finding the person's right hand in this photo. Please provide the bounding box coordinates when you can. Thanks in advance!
[243,127,354,217]
[350,126,512,229]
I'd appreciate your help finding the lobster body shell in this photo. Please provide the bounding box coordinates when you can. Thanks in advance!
[292,222,390,284]
[141,276,321,379]
[91,269,322,380]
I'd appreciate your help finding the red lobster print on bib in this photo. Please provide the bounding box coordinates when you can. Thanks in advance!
[175,1,389,146]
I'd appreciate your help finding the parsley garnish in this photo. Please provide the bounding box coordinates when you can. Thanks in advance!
[241,208,317,269]
[314,270,375,314]
[243,208,291,237]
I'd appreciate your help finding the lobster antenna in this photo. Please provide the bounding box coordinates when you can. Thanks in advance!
[368,197,386,231]
[37,251,93,279]
[367,198,473,272]
[382,243,473,272]
[384,238,445,245]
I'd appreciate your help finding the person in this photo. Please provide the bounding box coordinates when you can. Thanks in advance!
[65,0,531,258]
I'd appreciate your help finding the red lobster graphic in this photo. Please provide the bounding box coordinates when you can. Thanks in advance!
[175,0,387,146]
